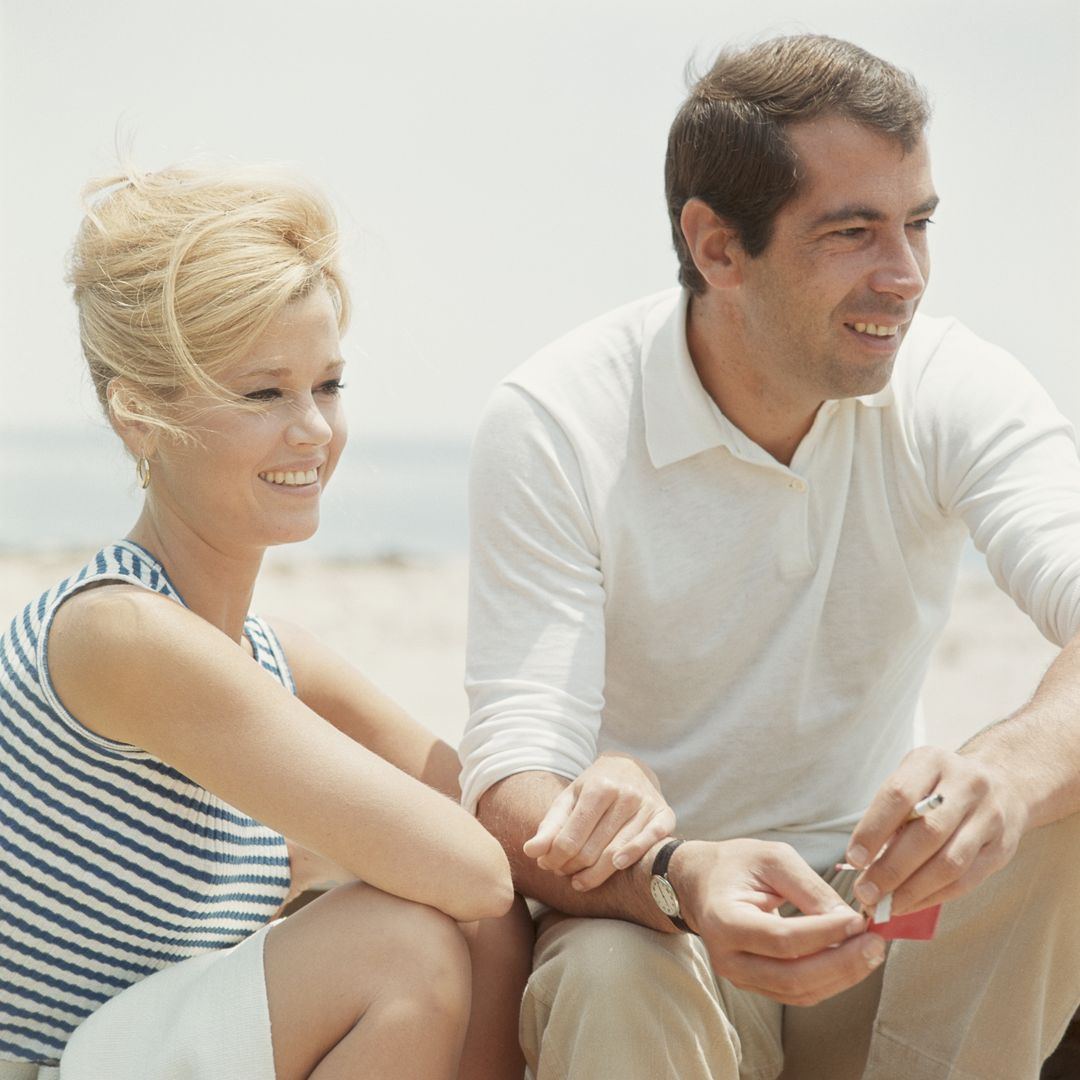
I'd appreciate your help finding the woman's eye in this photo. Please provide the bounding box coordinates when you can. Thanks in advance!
[243,379,344,402]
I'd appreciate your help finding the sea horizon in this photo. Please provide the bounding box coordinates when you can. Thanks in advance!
[2,422,994,580]
[1,424,471,561]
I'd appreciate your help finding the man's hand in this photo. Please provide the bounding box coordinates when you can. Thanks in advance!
[672,839,884,1007]
[845,746,1029,917]
[481,772,883,1005]
[522,753,676,891]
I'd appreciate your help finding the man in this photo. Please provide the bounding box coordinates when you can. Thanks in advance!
[461,34,1080,1079]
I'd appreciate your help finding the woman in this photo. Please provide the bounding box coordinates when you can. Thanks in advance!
[0,163,673,1080]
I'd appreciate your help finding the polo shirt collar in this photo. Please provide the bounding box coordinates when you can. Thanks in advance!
[641,289,729,469]
[854,383,895,409]
[641,288,895,469]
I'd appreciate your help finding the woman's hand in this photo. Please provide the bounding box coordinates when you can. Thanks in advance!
[521,753,675,891]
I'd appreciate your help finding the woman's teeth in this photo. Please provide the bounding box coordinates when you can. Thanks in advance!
[259,469,318,486]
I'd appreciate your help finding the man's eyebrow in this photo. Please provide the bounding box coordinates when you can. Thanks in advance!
[809,196,940,230]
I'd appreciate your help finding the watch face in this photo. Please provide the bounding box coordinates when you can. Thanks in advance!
[650,874,681,918]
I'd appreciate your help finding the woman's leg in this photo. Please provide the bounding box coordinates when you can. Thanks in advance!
[457,893,534,1080]
[264,880,472,1080]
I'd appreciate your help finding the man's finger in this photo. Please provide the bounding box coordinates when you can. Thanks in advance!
[568,806,675,891]
[540,782,621,870]
[554,801,625,877]
[754,845,857,918]
[846,752,945,869]
[890,831,1010,915]
[853,802,967,911]
[732,904,866,961]
[611,807,677,870]
[724,930,885,1006]
[523,784,576,860]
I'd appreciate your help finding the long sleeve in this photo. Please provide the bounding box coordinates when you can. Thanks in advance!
[460,384,607,813]
[913,321,1080,647]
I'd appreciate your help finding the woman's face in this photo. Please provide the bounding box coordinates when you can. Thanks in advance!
[147,285,348,554]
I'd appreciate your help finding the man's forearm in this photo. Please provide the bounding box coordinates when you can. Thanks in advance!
[961,628,1080,831]
[477,770,677,932]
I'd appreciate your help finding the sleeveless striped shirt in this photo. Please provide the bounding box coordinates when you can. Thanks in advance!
[0,541,292,1065]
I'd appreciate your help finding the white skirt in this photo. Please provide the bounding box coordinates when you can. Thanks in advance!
[58,921,279,1080]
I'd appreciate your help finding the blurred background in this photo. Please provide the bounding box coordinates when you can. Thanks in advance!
[2,0,1077,558]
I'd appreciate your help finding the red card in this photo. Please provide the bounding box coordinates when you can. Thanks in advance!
[869,903,942,940]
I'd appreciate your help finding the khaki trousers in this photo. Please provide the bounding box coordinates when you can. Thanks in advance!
[0,1064,57,1080]
[521,813,1080,1080]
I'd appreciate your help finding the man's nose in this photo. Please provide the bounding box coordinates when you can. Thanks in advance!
[869,233,928,302]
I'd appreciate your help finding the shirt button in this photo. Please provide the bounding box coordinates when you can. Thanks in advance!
[789,478,807,492]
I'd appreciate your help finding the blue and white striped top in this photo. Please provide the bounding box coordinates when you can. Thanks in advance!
[0,541,292,1065]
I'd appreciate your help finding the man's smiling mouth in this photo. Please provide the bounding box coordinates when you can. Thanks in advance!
[849,322,899,338]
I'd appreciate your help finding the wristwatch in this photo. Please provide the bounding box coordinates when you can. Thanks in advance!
[649,838,692,933]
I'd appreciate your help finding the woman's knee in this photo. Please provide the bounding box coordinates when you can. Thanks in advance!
[268,882,471,1018]
[320,881,471,1007]
[385,898,473,1021]
[265,884,473,1078]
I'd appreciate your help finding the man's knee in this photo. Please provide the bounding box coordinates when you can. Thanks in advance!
[522,917,746,1080]
[529,916,705,1008]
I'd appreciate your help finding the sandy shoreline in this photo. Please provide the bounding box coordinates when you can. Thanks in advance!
[0,549,1059,752]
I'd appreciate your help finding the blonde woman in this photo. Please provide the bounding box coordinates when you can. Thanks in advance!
[0,165,674,1080]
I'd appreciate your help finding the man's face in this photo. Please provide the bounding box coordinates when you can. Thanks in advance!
[734,115,937,410]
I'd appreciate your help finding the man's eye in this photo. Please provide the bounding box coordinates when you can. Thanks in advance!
[908,217,935,232]
[318,379,346,396]
[244,388,282,401]
[834,227,865,238]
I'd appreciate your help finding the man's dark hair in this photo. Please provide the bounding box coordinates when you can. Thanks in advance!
[665,34,931,293]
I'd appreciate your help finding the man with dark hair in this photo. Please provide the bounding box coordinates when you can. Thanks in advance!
[665,34,930,282]
[462,34,1080,1079]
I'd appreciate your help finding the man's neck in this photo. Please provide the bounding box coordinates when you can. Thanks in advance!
[685,293,820,467]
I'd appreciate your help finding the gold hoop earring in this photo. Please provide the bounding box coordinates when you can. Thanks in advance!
[136,456,151,489]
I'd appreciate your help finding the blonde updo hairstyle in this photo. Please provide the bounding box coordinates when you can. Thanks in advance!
[67,162,351,447]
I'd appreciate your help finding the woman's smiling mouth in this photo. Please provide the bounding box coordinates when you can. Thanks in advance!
[258,468,319,486]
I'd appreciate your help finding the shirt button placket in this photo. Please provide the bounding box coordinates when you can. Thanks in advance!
[778,474,813,576]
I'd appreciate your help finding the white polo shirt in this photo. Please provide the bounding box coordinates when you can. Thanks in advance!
[461,288,1080,869]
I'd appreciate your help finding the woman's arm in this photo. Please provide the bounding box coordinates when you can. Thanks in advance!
[243,620,673,897]
[48,585,513,923]
[267,617,464,798]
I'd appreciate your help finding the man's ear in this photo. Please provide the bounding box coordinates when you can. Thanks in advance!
[106,378,158,460]
[680,199,746,289]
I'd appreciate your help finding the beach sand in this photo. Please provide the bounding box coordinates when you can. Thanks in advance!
[0,549,1059,751]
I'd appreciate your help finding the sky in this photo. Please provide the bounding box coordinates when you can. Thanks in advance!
[2,0,1078,443]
